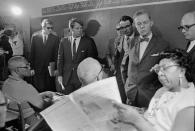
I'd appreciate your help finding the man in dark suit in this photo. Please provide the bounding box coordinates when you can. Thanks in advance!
[125,10,170,108]
[179,11,195,83]
[57,18,98,95]
[30,19,60,92]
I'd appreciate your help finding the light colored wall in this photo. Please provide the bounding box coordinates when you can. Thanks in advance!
[0,0,87,18]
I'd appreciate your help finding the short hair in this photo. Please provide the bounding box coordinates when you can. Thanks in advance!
[69,18,84,29]
[158,48,192,82]
[3,29,14,37]
[133,9,151,20]
[77,57,102,86]
[41,19,53,27]
[8,56,27,71]
[120,15,133,25]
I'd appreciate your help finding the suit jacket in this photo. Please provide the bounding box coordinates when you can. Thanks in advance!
[186,42,195,84]
[30,31,60,74]
[57,35,98,86]
[126,33,170,107]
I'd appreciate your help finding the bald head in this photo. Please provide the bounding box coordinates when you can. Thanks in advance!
[180,11,195,41]
[77,57,103,86]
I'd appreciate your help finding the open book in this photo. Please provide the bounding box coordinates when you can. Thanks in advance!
[41,77,135,131]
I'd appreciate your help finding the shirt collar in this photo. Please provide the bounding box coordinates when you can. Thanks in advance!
[71,36,81,42]
[8,75,24,81]
[42,30,48,36]
[125,33,134,40]
[140,33,153,41]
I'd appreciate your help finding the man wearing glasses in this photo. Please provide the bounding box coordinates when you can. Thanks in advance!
[2,56,54,128]
[179,11,195,83]
[30,19,60,92]
[111,16,134,103]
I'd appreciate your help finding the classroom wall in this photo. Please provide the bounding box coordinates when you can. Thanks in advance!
[30,1,195,58]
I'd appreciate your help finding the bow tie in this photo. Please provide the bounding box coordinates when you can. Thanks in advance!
[140,37,149,42]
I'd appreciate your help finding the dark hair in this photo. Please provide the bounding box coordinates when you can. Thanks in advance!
[120,15,133,25]
[3,29,13,37]
[158,48,192,82]
[69,18,84,29]
[41,19,53,27]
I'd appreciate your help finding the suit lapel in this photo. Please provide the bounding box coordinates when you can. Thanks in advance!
[67,37,73,59]
[139,36,155,63]
[185,41,191,51]
[188,45,195,56]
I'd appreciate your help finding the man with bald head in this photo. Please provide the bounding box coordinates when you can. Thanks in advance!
[2,56,54,126]
[178,11,195,83]
[77,57,104,86]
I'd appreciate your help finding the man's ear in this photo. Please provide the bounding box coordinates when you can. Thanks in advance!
[150,20,154,27]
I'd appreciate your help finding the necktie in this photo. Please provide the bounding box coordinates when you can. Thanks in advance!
[43,35,47,44]
[73,39,76,58]
[140,37,149,43]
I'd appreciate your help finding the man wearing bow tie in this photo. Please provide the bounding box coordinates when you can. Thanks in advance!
[179,11,195,84]
[57,18,98,95]
[125,10,170,108]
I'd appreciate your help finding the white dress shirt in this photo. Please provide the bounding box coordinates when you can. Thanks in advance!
[71,36,81,57]
[139,33,152,60]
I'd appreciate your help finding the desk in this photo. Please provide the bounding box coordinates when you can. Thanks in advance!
[6,109,19,122]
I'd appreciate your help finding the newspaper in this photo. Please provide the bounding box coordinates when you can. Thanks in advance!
[41,77,131,131]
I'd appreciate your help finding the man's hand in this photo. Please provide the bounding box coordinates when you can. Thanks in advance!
[58,76,65,90]
[30,70,35,76]
[110,64,115,72]
[40,91,55,102]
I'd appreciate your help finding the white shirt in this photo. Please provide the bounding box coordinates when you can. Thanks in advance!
[139,33,152,60]
[187,40,195,52]
[9,34,24,56]
[145,83,195,131]
[71,36,81,57]
[42,31,48,43]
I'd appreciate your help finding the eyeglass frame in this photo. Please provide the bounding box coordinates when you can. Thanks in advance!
[151,64,179,74]
[116,24,131,31]
[17,63,31,69]
[178,23,195,31]
[46,26,54,30]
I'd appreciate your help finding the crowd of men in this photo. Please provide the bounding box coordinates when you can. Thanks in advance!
[0,9,195,131]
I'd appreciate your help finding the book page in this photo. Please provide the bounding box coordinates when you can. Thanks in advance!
[70,77,123,130]
[41,95,97,131]
[41,77,136,131]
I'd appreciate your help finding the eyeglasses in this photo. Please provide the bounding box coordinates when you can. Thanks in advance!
[17,66,30,69]
[116,24,131,31]
[178,23,195,31]
[17,63,30,69]
[151,64,179,74]
[46,27,53,30]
